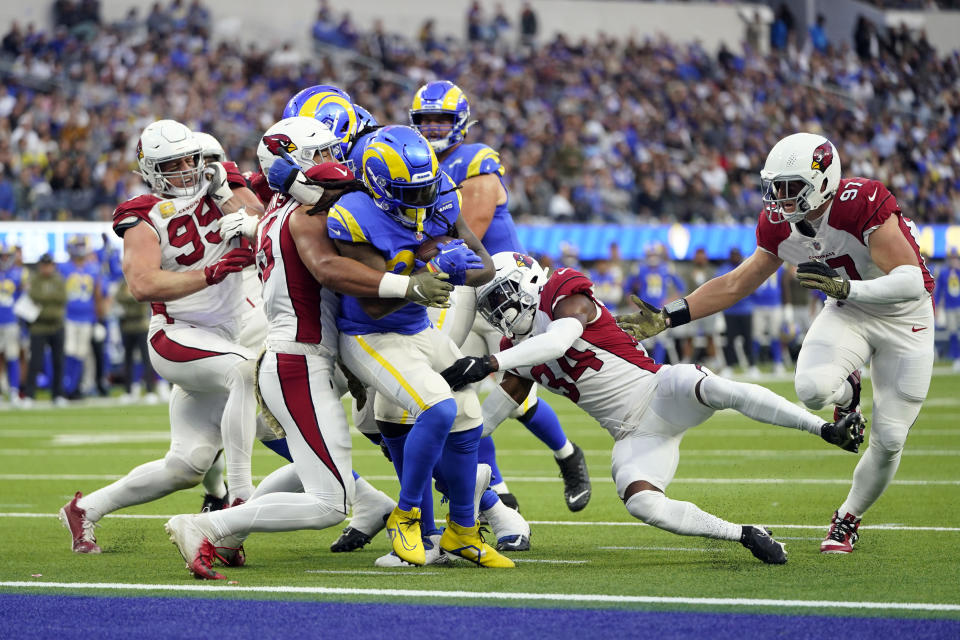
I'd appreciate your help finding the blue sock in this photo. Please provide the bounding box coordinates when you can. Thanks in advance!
[421,478,440,536]
[519,400,567,451]
[352,470,360,481]
[951,333,960,359]
[751,339,761,364]
[6,359,19,391]
[64,356,82,393]
[436,425,482,527]
[260,437,292,462]
[381,433,407,480]
[477,435,504,486]
[398,399,456,512]
[479,488,498,512]
[771,340,782,364]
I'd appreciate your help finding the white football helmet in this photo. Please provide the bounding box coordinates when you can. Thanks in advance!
[256,117,343,177]
[136,119,204,197]
[476,251,548,339]
[760,132,841,224]
[193,131,226,163]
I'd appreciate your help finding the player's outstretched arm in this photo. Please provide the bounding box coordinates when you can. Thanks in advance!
[686,248,781,321]
[121,223,209,302]
[292,208,451,306]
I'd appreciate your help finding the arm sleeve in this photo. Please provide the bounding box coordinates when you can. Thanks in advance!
[493,316,584,372]
[480,384,521,438]
[846,264,927,304]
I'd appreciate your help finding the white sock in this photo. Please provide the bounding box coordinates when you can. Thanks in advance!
[625,490,741,541]
[349,476,395,533]
[201,452,227,499]
[553,440,574,459]
[78,457,200,522]
[222,361,257,501]
[699,375,824,434]
[200,493,346,540]
[490,481,510,494]
[838,444,903,517]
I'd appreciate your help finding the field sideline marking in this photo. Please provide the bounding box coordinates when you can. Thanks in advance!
[0,581,957,612]
[2,512,957,532]
[2,473,958,486]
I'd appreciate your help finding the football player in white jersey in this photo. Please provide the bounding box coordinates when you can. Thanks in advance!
[443,252,866,564]
[164,118,454,578]
[58,119,266,554]
[617,133,934,554]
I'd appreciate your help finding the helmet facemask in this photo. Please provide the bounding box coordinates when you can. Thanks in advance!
[477,273,538,339]
[761,176,817,224]
[152,151,205,198]
[368,168,441,231]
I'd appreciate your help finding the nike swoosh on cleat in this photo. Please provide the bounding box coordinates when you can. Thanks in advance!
[567,490,589,504]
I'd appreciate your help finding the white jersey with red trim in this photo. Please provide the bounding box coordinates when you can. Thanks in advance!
[256,193,339,357]
[112,188,247,329]
[501,268,661,438]
[755,177,934,317]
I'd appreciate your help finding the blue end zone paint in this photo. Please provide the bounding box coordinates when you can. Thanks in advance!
[1,594,958,640]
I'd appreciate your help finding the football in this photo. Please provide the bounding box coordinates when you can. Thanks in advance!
[415,234,457,262]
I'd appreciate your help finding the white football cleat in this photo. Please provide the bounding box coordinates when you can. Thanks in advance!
[481,498,531,551]
[164,514,226,580]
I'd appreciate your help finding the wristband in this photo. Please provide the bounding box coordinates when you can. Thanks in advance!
[664,297,691,327]
[378,272,409,298]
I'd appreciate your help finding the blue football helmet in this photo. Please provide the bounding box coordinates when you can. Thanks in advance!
[353,103,379,130]
[362,125,441,232]
[67,235,89,259]
[282,84,351,119]
[409,81,471,154]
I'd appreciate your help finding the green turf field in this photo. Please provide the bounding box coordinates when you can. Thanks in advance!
[1,371,958,617]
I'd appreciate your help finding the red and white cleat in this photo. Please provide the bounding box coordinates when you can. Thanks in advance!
[58,492,101,554]
[821,511,861,554]
[834,370,862,422]
[165,514,226,580]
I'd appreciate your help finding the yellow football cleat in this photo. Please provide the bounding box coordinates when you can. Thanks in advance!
[386,506,425,565]
[440,516,515,568]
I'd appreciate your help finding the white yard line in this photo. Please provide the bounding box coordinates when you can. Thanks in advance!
[0,581,957,612]
[2,511,958,533]
[2,473,958,487]
[303,569,441,576]
[598,546,723,553]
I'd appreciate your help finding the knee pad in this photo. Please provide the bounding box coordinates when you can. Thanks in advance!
[162,448,214,488]
[225,358,256,391]
[451,389,483,433]
[868,421,910,458]
[794,370,835,410]
[625,490,667,527]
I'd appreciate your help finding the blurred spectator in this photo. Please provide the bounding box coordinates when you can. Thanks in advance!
[770,3,794,51]
[466,1,485,43]
[0,242,25,403]
[23,253,66,405]
[715,248,756,376]
[59,236,102,399]
[590,258,623,310]
[519,2,537,46]
[809,13,828,54]
[115,279,157,402]
[491,3,511,42]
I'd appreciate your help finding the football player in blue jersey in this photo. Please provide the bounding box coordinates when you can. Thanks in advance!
[410,80,590,515]
[749,267,787,375]
[624,245,686,364]
[936,249,960,371]
[59,236,104,399]
[327,125,513,568]
[0,241,25,405]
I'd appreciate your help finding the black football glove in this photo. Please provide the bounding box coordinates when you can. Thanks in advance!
[440,355,495,391]
[797,261,850,300]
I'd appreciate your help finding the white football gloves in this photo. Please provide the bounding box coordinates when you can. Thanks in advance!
[218,211,259,240]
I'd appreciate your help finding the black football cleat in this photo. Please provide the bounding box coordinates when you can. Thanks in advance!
[820,412,866,453]
[740,526,787,564]
[200,493,229,513]
[556,442,591,512]
[497,492,520,512]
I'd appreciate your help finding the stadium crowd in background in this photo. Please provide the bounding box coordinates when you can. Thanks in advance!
[0,0,957,225]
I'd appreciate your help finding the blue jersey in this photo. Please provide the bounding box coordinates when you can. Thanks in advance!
[59,260,100,323]
[715,262,753,315]
[328,172,463,336]
[624,265,683,308]
[751,269,782,307]
[441,143,522,254]
[936,266,960,309]
[0,266,25,325]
